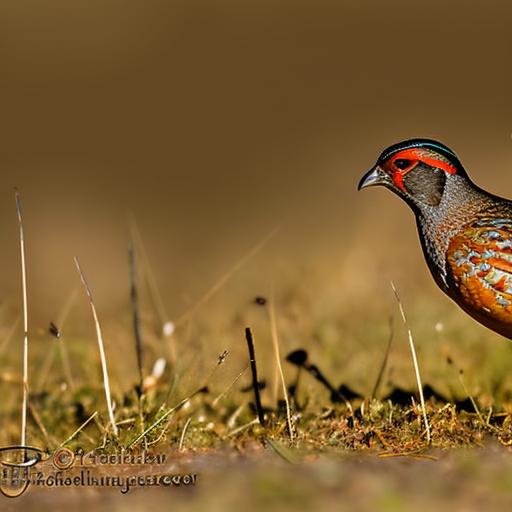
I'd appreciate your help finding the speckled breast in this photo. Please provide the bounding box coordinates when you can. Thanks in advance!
[447,219,512,337]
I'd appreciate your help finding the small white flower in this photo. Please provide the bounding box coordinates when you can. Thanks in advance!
[434,322,444,333]
[163,321,175,337]
[152,358,167,379]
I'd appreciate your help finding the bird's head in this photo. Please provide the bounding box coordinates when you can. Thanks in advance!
[358,139,468,208]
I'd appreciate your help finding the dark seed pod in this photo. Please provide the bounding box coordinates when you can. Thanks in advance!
[286,349,308,366]
[49,322,61,339]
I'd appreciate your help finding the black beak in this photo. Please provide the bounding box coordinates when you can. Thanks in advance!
[358,165,388,191]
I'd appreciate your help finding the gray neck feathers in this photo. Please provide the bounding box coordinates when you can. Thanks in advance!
[414,175,491,289]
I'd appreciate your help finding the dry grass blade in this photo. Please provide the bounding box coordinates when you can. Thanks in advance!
[212,365,249,407]
[128,216,168,327]
[174,225,281,327]
[74,257,118,437]
[129,216,176,362]
[60,411,99,447]
[457,369,486,425]
[268,299,294,442]
[128,350,227,448]
[371,316,394,399]
[37,288,78,390]
[178,417,192,451]
[228,418,259,437]
[15,190,29,448]
[391,282,431,445]
[28,402,53,448]
[56,288,79,390]
[126,387,205,449]
[267,438,301,464]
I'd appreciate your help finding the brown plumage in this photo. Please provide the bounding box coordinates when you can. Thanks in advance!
[359,139,512,339]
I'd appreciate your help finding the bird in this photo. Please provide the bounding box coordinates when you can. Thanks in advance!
[358,138,512,339]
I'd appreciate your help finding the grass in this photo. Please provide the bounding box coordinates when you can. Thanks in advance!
[2,299,512,458]
[74,257,118,438]
[1,202,512,465]
[6,372,512,458]
[2,294,512,461]
[391,281,430,444]
[15,190,29,449]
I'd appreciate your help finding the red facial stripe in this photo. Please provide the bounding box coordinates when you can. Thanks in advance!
[389,148,458,191]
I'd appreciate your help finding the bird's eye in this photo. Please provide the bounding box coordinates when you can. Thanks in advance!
[394,159,411,170]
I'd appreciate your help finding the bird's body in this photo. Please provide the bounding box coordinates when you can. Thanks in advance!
[359,139,512,339]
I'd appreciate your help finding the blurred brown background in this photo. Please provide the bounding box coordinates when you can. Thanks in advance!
[0,0,511,335]
[1,5,511,509]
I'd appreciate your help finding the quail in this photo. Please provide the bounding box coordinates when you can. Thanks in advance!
[359,138,512,339]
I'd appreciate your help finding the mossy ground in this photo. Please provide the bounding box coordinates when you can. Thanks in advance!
[2,284,512,510]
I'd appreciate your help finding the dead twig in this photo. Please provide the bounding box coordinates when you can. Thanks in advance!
[245,327,265,426]
[129,242,147,450]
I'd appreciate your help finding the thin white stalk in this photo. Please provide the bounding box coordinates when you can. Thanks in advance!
[178,417,192,451]
[15,191,29,448]
[391,282,431,444]
[74,257,118,437]
[268,296,294,442]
